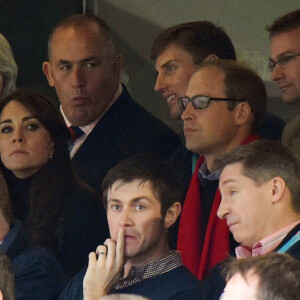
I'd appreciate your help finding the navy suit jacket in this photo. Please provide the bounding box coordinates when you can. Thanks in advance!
[71,85,181,193]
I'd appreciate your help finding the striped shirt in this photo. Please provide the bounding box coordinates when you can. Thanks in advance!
[114,251,182,290]
[235,221,300,259]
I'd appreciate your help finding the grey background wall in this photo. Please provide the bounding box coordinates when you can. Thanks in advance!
[87,0,300,136]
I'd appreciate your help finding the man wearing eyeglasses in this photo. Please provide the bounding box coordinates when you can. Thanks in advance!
[268,9,300,161]
[177,60,267,280]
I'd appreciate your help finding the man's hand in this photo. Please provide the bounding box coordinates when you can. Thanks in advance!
[83,229,125,300]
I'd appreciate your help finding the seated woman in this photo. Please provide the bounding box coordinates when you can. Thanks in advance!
[0,33,17,99]
[0,90,109,278]
[0,169,66,300]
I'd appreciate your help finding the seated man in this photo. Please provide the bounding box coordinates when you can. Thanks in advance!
[267,9,300,161]
[60,154,202,300]
[202,140,300,300]
[221,253,300,300]
[0,171,66,300]
[177,60,267,279]
[42,14,181,195]
[0,251,14,300]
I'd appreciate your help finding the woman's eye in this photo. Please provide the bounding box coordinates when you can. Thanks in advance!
[0,126,12,134]
[27,123,39,131]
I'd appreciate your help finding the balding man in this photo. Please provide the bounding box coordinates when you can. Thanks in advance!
[43,14,181,195]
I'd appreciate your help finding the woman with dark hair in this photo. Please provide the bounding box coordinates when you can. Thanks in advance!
[0,90,108,278]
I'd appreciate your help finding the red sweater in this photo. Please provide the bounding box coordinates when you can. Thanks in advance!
[177,134,259,280]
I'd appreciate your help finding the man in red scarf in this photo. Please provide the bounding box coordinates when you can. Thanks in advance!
[177,60,267,279]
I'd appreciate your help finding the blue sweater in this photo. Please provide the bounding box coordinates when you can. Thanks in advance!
[60,265,202,300]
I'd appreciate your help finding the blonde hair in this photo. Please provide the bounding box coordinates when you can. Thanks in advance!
[0,33,17,99]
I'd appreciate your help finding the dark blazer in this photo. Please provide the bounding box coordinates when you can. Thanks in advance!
[5,224,67,300]
[71,85,181,193]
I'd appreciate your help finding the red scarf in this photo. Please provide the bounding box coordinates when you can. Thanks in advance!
[177,134,259,280]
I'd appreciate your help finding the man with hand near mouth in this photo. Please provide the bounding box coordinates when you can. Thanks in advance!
[59,154,202,300]
[268,9,300,160]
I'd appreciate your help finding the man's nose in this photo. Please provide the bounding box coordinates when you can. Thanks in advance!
[71,66,85,88]
[154,73,166,92]
[119,208,134,227]
[181,101,194,121]
[217,197,228,219]
[271,64,285,82]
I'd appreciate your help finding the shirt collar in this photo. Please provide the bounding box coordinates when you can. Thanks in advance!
[114,251,182,290]
[236,221,300,259]
[198,161,221,185]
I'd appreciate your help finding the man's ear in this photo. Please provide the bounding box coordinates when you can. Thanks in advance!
[0,290,3,300]
[234,102,252,126]
[270,176,286,204]
[203,54,219,63]
[42,61,55,87]
[164,202,181,229]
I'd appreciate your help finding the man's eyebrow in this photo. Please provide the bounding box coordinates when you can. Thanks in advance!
[107,197,151,204]
[161,60,176,68]
[80,56,99,63]
[0,116,36,125]
[269,50,296,60]
[220,178,236,186]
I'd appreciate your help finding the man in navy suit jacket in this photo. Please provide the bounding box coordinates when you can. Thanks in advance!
[42,14,181,196]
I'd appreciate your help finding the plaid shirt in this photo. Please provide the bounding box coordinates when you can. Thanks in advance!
[235,221,300,259]
[114,251,182,290]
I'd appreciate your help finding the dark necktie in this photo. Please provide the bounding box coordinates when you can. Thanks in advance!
[68,126,85,152]
[68,126,84,141]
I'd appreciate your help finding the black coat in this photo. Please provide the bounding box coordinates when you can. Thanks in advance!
[71,85,182,193]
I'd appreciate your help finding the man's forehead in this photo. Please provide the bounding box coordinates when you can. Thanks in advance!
[50,24,108,56]
[270,27,300,58]
[186,65,225,96]
[220,163,244,184]
[107,180,159,203]
[155,44,194,66]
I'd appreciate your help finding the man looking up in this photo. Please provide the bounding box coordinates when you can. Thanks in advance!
[59,154,202,300]
[268,9,300,160]
[202,140,300,300]
[177,60,267,280]
[43,14,181,194]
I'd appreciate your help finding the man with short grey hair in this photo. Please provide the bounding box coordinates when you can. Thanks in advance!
[42,14,181,195]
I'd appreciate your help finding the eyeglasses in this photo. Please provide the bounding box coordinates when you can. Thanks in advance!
[178,95,245,110]
[268,52,300,72]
